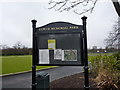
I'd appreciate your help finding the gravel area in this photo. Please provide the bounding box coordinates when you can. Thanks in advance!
[50,73,98,89]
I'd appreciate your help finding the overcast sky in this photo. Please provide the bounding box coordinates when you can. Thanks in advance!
[0,0,119,49]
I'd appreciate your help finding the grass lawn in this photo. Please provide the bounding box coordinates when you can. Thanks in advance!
[1,53,113,75]
[1,55,54,75]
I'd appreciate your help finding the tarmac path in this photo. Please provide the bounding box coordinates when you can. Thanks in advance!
[2,66,83,88]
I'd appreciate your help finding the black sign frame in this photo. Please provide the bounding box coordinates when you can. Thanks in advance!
[31,16,89,90]
[35,22,84,66]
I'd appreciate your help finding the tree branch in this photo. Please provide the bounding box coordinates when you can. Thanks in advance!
[48,0,98,15]
[48,0,67,9]
[73,0,97,15]
[112,0,120,17]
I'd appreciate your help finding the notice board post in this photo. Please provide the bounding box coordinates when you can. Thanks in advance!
[31,20,37,90]
[82,16,89,89]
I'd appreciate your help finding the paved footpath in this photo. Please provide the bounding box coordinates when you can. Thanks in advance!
[2,66,83,88]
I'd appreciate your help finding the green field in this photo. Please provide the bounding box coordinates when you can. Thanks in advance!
[0,53,113,75]
[1,55,54,75]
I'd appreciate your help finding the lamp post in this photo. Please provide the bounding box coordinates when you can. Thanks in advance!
[81,16,89,89]
[31,20,37,90]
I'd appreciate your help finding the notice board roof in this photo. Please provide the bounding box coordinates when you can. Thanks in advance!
[36,22,83,34]
[36,22,83,30]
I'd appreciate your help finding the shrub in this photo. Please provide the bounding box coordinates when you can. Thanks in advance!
[89,53,120,89]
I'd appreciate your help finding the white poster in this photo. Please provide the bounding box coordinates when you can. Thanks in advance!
[62,50,64,61]
[39,49,49,64]
[54,49,62,60]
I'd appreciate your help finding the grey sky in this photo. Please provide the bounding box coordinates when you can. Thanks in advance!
[0,0,118,49]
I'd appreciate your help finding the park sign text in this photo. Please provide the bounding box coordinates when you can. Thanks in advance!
[34,22,84,66]
[38,26,79,31]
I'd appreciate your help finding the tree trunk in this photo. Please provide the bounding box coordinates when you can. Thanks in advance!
[112,0,120,17]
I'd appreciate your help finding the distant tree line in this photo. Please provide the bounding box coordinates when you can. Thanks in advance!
[0,42,32,56]
[0,41,119,56]
[1,47,32,56]
[1,47,118,56]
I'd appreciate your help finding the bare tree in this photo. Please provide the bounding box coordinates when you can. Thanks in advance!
[0,44,10,49]
[105,17,120,49]
[48,0,98,15]
[48,0,120,17]
[13,41,24,49]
